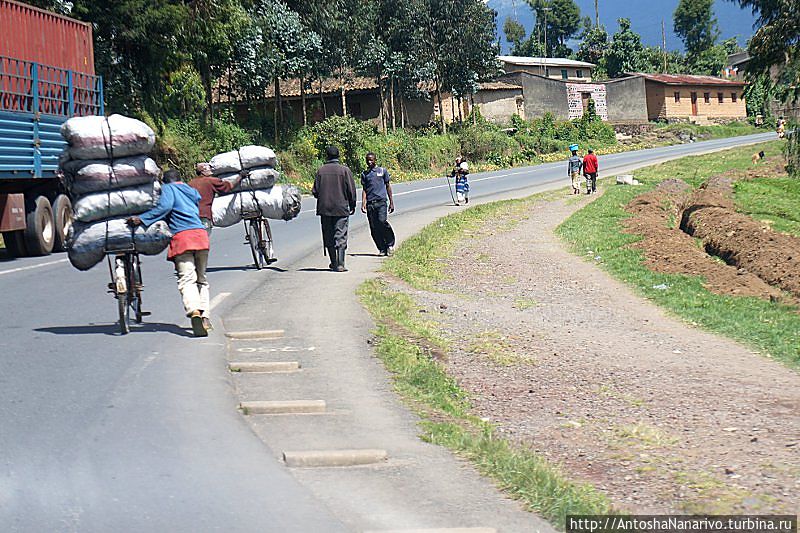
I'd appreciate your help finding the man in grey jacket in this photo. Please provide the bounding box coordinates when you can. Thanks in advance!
[312,146,357,272]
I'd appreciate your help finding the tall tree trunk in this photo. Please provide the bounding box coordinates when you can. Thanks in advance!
[450,93,456,124]
[300,71,308,126]
[435,77,446,133]
[378,74,386,133]
[317,75,327,118]
[390,75,396,131]
[340,74,347,116]
[457,96,463,123]
[400,92,406,129]
[274,77,280,146]
[471,93,476,125]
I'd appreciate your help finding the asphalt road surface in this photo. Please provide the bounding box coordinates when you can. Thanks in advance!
[0,133,774,531]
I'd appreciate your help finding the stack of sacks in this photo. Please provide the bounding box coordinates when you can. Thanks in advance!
[60,114,172,271]
[208,145,302,227]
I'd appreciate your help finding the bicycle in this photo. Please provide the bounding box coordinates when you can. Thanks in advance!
[243,213,276,270]
[106,248,147,334]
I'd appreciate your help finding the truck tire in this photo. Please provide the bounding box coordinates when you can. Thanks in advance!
[52,194,72,252]
[24,196,55,256]
[2,230,27,257]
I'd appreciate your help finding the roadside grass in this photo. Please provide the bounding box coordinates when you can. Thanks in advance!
[385,188,564,290]
[357,279,613,525]
[556,141,800,368]
[653,121,763,141]
[734,177,800,237]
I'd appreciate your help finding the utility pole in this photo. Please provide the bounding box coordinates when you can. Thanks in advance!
[543,6,550,60]
[595,0,599,27]
[661,19,668,73]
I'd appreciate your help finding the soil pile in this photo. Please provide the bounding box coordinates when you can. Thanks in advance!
[624,159,799,301]
[623,180,783,300]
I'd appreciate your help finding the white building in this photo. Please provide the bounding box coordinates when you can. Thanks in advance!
[498,56,595,82]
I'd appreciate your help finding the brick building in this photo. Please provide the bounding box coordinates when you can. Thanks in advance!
[633,73,747,122]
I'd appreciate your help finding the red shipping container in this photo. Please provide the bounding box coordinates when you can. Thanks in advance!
[0,0,94,74]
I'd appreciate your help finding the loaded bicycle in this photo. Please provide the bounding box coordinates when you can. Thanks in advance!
[106,246,148,334]
[243,211,276,270]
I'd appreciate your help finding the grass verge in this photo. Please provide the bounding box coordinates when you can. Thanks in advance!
[358,279,613,526]
[556,141,800,368]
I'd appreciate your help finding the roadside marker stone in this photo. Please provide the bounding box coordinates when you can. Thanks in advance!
[283,449,388,468]
[239,400,326,415]
[225,329,285,340]
[229,361,300,373]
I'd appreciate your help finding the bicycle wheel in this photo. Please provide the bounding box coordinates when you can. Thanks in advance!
[114,256,131,334]
[261,219,277,264]
[118,290,130,334]
[247,219,265,269]
[130,254,144,324]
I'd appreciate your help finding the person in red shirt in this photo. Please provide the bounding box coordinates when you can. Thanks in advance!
[189,162,244,234]
[583,148,599,194]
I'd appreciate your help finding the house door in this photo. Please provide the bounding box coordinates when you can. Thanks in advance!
[691,92,698,115]
[582,92,592,113]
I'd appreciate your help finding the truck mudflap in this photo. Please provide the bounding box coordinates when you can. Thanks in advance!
[0,193,25,231]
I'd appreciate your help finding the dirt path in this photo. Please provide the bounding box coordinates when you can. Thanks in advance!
[391,191,800,514]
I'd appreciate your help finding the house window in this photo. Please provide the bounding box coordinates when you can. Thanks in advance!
[718,92,724,103]
[561,69,568,80]
[674,92,681,103]
[704,92,710,104]
[576,69,584,78]
[731,92,738,102]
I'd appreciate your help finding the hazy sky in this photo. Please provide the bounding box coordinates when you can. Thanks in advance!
[490,0,758,52]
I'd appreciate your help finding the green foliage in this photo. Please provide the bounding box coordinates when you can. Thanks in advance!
[577,25,609,67]
[503,17,527,48]
[163,65,206,118]
[606,18,648,78]
[734,175,800,236]
[674,0,720,58]
[525,0,582,55]
[309,115,376,173]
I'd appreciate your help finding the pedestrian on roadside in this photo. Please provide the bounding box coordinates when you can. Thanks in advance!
[360,152,396,256]
[127,169,212,337]
[312,145,356,272]
[451,156,470,204]
[582,148,599,194]
[189,162,245,235]
[777,116,786,139]
[567,145,583,195]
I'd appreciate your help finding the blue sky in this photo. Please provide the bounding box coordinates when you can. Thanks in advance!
[489,0,758,52]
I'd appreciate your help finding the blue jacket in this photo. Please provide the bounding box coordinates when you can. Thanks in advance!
[138,182,205,234]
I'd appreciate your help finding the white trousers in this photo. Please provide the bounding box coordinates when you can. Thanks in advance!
[173,250,210,318]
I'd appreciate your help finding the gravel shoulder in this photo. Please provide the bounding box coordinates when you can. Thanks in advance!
[385,189,800,514]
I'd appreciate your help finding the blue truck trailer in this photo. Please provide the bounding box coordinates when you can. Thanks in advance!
[1,0,103,257]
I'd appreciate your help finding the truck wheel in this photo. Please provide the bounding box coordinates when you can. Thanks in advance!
[52,194,73,252]
[2,230,27,257]
[24,196,55,256]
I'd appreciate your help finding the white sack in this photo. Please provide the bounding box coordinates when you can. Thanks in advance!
[72,181,161,223]
[209,145,278,175]
[220,167,278,193]
[64,156,160,196]
[67,219,172,271]
[61,114,156,160]
[211,185,302,228]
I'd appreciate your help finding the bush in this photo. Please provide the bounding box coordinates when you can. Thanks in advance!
[456,123,517,161]
[310,115,376,173]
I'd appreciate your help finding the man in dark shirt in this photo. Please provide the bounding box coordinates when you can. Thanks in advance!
[312,146,356,272]
[360,152,395,256]
[189,162,244,234]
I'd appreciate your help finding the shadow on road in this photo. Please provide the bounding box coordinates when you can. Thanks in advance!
[297,267,335,272]
[348,253,384,257]
[35,322,193,337]
[207,265,288,273]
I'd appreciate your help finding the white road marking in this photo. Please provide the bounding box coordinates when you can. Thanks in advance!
[236,345,316,353]
[0,258,68,276]
[209,292,231,311]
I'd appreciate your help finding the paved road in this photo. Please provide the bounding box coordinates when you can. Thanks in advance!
[0,133,773,531]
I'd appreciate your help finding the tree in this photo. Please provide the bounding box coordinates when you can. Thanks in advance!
[674,0,719,59]
[524,0,581,56]
[576,24,608,68]
[504,17,527,50]
[605,18,648,78]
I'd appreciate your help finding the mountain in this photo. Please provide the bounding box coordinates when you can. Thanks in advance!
[490,0,757,53]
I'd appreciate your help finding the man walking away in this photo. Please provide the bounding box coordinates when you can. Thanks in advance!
[583,148,599,194]
[361,152,396,256]
[127,169,211,337]
[312,146,356,272]
[189,162,245,235]
[567,145,583,195]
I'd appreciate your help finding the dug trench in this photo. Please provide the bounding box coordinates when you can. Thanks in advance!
[624,158,800,303]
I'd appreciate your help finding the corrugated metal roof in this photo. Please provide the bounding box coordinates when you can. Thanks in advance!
[631,72,746,86]
[499,55,596,69]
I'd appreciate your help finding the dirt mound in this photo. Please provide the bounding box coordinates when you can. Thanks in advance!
[681,195,800,299]
[623,180,784,301]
